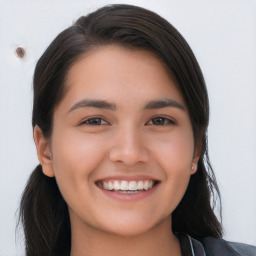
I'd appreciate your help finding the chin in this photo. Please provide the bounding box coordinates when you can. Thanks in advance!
[96,213,169,237]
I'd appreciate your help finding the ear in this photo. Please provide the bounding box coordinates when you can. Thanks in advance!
[33,125,55,177]
[191,144,201,175]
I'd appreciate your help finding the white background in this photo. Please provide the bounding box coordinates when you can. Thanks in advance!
[0,0,256,255]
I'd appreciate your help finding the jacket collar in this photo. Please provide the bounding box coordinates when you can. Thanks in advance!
[177,233,206,256]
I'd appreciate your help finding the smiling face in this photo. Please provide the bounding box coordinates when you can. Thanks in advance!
[35,45,199,237]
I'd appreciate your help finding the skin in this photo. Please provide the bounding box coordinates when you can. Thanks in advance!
[34,45,199,256]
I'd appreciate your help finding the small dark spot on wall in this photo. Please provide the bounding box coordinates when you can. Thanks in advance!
[15,47,26,58]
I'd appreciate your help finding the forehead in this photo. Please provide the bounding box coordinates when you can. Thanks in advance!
[62,45,185,108]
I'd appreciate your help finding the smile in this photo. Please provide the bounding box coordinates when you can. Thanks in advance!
[97,180,158,193]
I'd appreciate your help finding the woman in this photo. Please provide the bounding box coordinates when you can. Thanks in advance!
[19,4,255,256]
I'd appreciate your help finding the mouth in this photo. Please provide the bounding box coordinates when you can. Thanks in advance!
[96,179,159,194]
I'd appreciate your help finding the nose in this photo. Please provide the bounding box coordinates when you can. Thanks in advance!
[109,127,150,166]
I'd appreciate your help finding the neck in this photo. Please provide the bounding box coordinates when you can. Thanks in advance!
[70,216,181,256]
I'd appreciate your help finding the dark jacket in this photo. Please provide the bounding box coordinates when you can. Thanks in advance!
[177,233,256,256]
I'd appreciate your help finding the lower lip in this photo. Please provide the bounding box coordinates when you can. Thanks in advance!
[97,184,159,202]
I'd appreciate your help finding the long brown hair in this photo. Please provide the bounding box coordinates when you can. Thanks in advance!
[19,4,222,255]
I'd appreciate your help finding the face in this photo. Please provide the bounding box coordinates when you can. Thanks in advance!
[36,46,198,237]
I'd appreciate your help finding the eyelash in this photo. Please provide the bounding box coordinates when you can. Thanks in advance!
[146,116,176,126]
[80,116,176,126]
[80,117,109,126]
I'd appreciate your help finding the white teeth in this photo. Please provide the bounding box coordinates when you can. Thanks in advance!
[103,181,113,190]
[113,180,120,190]
[103,181,108,189]
[144,180,149,190]
[128,181,137,190]
[101,180,155,191]
[108,181,114,190]
[137,181,144,190]
[120,180,129,190]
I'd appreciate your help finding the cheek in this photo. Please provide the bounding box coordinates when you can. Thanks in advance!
[50,129,108,189]
[52,129,106,164]
[49,129,111,217]
[152,128,194,172]
[150,129,194,210]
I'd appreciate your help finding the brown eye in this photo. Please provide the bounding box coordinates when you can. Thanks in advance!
[147,116,176,126]
[81,118,108,125]
[152,117,165,125]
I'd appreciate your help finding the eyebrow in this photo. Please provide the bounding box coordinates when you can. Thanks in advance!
[144,98,185,110]
[67,98,185,114]
[68,99,117,113]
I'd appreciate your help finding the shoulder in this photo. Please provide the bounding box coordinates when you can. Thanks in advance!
[198,237,256,256]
